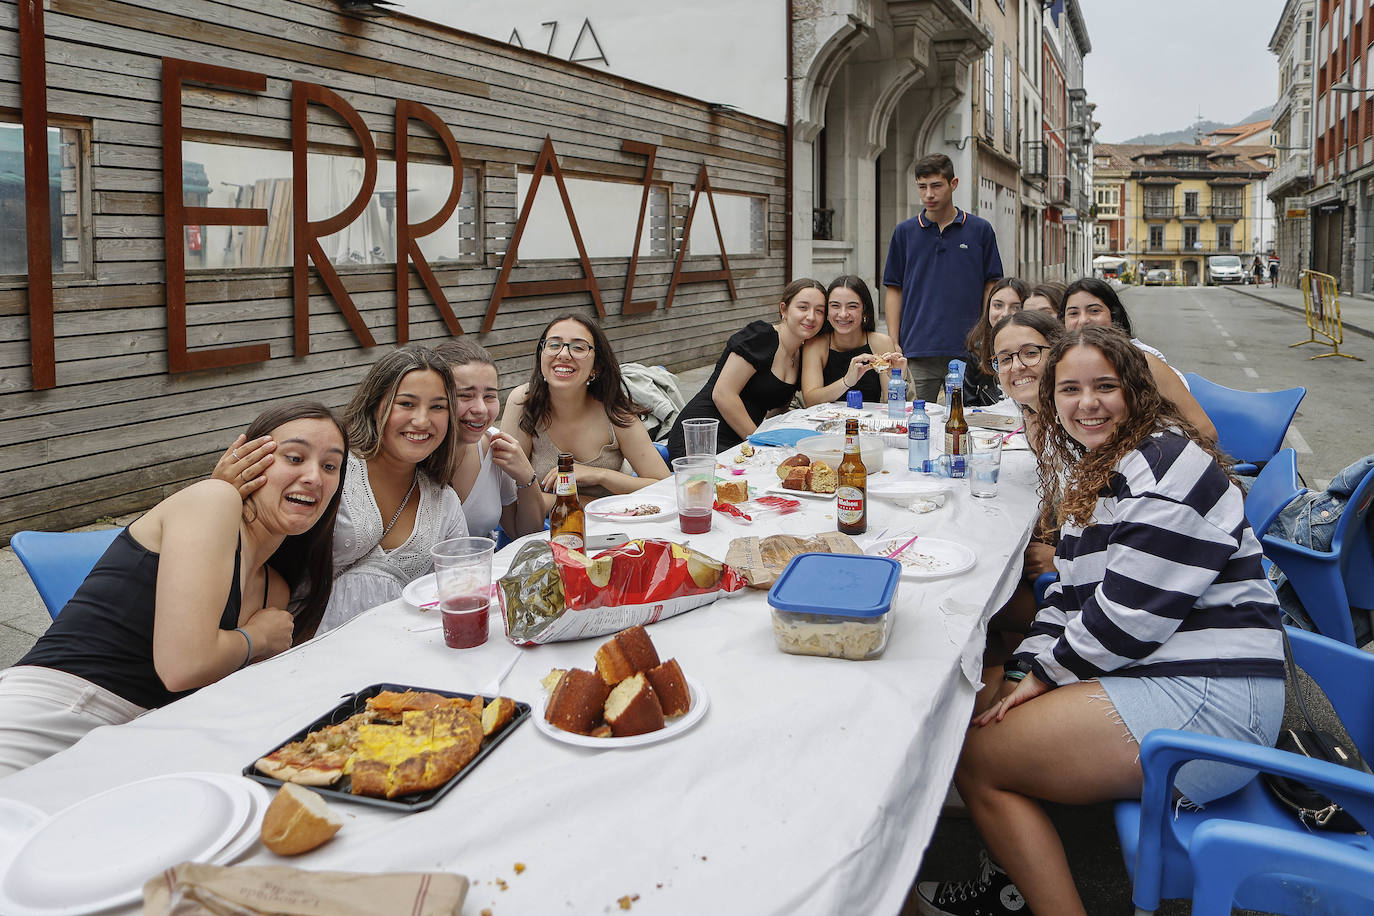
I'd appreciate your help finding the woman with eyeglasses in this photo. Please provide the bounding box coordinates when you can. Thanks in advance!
[666,278,827,461]
[1058,277,1216,442]
[501,314,669,507]
[989,309,1065,451]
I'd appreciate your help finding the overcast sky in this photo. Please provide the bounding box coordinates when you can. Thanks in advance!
[1078,0,1287,142]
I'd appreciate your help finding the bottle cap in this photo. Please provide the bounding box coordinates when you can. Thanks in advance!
[913,400,925,409]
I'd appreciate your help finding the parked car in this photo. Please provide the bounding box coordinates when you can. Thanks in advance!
[1144,269,1171,286]
[1205,255,1246,285]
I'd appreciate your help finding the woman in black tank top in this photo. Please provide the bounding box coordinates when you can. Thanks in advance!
[801,275,904,406]
[0,402,348,778]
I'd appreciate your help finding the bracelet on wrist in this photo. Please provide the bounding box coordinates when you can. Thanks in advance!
[234,627,253,669]
[515,473,539,491]
[1003,669,1028,683]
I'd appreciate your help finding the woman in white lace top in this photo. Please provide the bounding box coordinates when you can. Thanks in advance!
[317,346,468,633]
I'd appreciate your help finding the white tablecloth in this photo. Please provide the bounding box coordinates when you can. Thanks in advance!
[0,405,1039,916]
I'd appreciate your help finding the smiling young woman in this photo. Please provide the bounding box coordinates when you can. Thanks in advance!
[916,327,1284,916]
[316,345,469,633]
[799,275,902,406]
[0,402,348,777]
[666,278,827,460]
[435,338,545,541]
[500,314,669,507]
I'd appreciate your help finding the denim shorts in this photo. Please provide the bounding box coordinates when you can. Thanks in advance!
[1098,674,1285,805]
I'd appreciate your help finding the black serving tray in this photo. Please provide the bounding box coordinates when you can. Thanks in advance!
[243,682,530,812]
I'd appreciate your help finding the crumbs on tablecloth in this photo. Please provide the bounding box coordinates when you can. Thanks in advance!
[617,894,640,910]
[496,877,508,891]
[513,862,526,874]
[480,910,492,916]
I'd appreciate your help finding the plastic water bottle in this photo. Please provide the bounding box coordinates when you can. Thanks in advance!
[921,454,966,479]
[908,400,930,471]
[943,361,962,408]
[887,367,906,420]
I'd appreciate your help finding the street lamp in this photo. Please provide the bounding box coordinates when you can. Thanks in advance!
[1329,80,1374,93]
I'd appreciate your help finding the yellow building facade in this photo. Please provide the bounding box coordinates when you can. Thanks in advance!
[1094,144,1272,285]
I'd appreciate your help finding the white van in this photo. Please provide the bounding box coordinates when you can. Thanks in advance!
[1205,255,1245,285]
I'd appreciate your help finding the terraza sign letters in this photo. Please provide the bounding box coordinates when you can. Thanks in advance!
[16,14,739,391]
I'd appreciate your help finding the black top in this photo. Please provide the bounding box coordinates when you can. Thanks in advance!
[667,321,797,460]
[20,528,248,709]
[961,354,1003,408]
[822,338,881,403]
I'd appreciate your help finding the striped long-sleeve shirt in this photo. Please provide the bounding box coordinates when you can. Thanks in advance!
[1016,431,1284,687]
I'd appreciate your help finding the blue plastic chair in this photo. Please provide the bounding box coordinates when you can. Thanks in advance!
[1116,627,1374,915]
[1243,448,1305,538]
[11,528,122,620]
[1187,819,1374,916]
[1259,458,1374,646]
[1183,373,1306,474]
[654,442,670,463]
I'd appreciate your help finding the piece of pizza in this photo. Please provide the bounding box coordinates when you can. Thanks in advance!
[254,710,375,786]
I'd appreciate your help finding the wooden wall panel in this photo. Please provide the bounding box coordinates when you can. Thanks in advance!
[0,0,786,540]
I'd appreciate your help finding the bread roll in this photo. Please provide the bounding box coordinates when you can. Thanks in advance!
[807,460,837,493]
[261,783,342,856]
[775,453,811,479]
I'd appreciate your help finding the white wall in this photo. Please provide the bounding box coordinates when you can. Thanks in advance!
[396,0,788,124]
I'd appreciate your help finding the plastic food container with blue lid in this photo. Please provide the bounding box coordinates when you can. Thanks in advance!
[767,553,902,659]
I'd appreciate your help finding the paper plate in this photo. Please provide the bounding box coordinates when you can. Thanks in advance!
[865,537,976,580]
[0,800,46,875]
[0,772,254,915]
[199,774,271,866]
[584,496,676,523]
[533,676,710,749]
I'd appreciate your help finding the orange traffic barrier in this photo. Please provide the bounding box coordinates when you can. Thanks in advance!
[1295,269,1363,360]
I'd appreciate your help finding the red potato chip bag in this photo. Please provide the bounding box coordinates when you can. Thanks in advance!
[497,539,746,645]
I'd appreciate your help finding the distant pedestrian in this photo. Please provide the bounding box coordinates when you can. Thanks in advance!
[1269,259,1279,287]
[1251,256,1264,285]
[882,154,1003,402]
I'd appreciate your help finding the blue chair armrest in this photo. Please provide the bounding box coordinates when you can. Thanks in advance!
[1189,819,1374,915]
[1133,729,1374,911]
[1260,537,1358,645]
[1032,571,1058,606]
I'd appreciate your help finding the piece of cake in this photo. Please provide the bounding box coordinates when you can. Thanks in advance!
[603,673,665,737]
[544,668,610,735]
[775,453,811,479]
[807,460,837,493]
[481,696,517,737]
[781,466,810,490]
[715,479,748,504]
[739,442,755,458]
[644,658,690,717]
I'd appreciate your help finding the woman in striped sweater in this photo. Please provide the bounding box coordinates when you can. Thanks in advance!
[916,326,1285,916]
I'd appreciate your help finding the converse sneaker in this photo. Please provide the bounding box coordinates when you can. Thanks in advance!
[915,849,1032,916]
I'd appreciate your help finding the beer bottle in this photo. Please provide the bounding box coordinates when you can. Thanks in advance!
[944,387,969,459]
[549,452,585,551]
[836,418,867,535]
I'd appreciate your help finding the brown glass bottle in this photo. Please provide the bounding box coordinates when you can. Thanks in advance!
[836,418,867,535]
[944,387,969,458]
[549,452,586,552]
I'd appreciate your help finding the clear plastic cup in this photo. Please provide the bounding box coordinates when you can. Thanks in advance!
[430,536,496,648]
[672,456,716,534]
[682,418,720,457]
[968,430,1003,499]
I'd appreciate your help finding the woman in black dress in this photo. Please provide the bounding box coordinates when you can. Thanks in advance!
[799,275,902,406]
[665,279,826,460]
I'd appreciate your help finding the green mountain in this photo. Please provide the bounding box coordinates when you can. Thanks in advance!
[1120,105,1274,145]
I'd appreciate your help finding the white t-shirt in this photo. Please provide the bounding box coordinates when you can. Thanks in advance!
[460,438,518,540]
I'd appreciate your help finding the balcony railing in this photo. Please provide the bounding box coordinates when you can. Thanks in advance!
[1142,243,1244,255]
[1270,153,1311,192]
[1180,207,1203,220]
[1210,205,1244,220]
[1143,205,1177,219]
[813,208,834,241]
[1050,177,1071,204]
[1023,141,1048,179]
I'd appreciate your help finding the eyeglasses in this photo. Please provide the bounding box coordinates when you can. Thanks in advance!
[540,338,594,358]
[991,344,1048,372]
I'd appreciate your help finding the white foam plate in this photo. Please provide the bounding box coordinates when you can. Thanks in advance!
[0,772,254,915]
[0,801,46,875]
[199,774,271,867]
[866,537,977,580]
[584,496,676,523]
[533,676,709,749]
[763,483,836,501]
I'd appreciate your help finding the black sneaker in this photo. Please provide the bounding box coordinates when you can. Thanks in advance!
[915,850,1032,916]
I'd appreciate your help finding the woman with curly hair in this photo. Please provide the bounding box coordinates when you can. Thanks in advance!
[502,313,668,506]
[916,326,1284,916]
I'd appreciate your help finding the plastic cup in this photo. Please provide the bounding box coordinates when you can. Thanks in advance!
[682,418,720,457]
[672,456,716,534]
[968,430,1003,499]
[430,536,496,648]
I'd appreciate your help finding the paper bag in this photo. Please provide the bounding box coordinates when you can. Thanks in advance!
[724,532,862,589]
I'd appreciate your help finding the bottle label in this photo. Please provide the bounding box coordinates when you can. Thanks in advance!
[948,455,967,479]
[844,433,859,452]
[551,532,585,551]
[837,487,864,523]
[909,424,929,442]
[555,472,576,497]
[945,430,968,456]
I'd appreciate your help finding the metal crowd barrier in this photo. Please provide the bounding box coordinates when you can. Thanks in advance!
[1295,269,1364,360]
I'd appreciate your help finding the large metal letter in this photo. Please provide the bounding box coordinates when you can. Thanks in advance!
[482,136,605,332]
[664,163,737,310]
[620,140,658,315]
[162,58,271,372]
[394,100,465,342]
[292,82,378,354]
[18,0,54,389]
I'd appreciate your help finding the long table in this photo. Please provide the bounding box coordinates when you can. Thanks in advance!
[0,405,1039,916]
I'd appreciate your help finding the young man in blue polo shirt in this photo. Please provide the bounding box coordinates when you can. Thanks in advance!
[882,154,1003,402]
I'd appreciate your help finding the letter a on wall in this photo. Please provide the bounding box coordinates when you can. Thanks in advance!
[482,136,605,332]
[664,163,737,310]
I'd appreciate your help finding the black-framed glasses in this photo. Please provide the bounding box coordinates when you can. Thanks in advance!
[540,338,594,358]
[991,344,1048,372]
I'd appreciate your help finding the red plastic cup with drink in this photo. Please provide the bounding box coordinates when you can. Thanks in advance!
[671,456,716,535]
[430,536,496,649]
